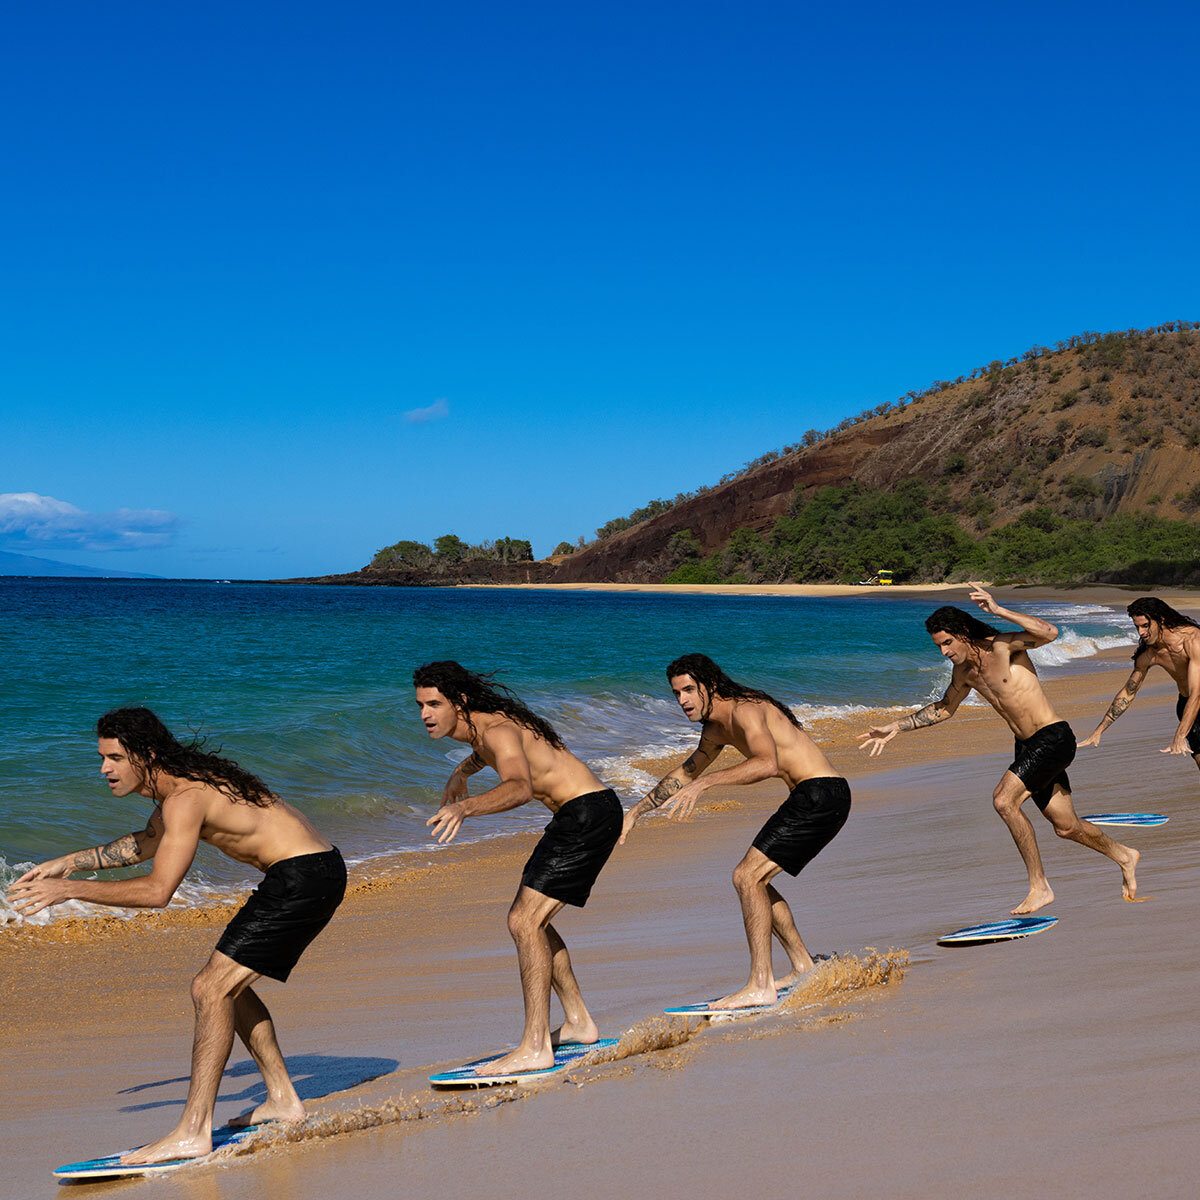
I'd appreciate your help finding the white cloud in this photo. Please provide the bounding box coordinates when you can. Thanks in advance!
[0,492,181,551]
[403,397,450,424]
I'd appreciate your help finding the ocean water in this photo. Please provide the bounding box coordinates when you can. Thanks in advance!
[0,580,1136,917]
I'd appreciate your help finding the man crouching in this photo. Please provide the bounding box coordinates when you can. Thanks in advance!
[415,661,621,1076]
[8,707,345,1165]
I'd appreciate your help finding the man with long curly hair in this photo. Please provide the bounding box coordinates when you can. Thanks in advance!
[860,585,1139,914]
[1082,596,1200,766]
[414,661,622,1076]
[8,707,344,1165]
[621,652,851,1010]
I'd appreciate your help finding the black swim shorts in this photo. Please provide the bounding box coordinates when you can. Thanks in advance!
[1009,721,1075,809]
[216,847,346,982]
[752,777,851,877]
[520,789,622,908]
[1174,696,1200,755]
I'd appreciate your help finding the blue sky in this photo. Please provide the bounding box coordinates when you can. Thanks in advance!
[3,0,1198,578]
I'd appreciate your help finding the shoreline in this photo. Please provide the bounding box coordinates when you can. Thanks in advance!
[4,649,1199,1197]
[0,642,1145,941]
[460,580,1200,604]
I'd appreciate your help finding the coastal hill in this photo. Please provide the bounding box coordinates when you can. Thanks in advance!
[285,322,1200,587]
[553,322,1200,584]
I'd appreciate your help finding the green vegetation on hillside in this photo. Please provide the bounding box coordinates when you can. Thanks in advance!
[584,320,1200,548]
[664,479,1200,585]
[372,533,533,569]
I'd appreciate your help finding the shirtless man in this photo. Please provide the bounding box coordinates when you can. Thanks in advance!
[7,707,344,1165]
[414,661,622,1075]
[859,585,1138,914]
[621,654,850,1009]
[1081,597,1200,766]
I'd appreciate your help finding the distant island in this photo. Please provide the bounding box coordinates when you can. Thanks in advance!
[280,321,1200,589]
[0,550,160,579]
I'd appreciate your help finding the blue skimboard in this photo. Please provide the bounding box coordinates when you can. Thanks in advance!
[664,984,795,1019]
[429,1038,619,1088]
[937,916,1058,947]
[53,1123,263,1180]
[1083,812,1169,827]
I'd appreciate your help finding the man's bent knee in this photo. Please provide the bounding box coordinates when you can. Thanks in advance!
[993,786,1027,816]
[191,952,258,1007]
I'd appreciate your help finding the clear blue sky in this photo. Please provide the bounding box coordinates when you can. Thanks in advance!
[3,0,1198,578]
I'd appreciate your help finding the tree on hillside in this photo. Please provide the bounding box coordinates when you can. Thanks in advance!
[434,533,467,562]
[496,537,533,563]
[371,539,434,568]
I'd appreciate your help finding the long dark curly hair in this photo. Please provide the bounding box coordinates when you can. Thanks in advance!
[924,606,1000,645]
[1127,597,1200,659]
[665,654,800,727]
[412,661,565,749]
[96,707,276,807]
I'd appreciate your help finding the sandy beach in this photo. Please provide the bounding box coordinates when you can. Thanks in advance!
[463,581,1200,604]
[4,625,1200,1197]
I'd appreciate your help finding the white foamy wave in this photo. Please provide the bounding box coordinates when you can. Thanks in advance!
[793,701,887,723]
[1030,629,1135,668]
[0,856,241,928]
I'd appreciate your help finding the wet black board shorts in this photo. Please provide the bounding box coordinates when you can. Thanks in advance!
[752,777,851,877]
[1009,721,1075,809]
[520,789,622,908]
[1174,696,1200,755]
[216,848,346,982]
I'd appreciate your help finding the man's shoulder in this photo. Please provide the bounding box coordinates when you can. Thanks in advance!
[158,780,219,818]
[1179,626,1200,651]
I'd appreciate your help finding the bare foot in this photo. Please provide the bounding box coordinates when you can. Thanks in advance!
[710,983,777,1010]
[1011,883,1054,915]
[550,1015,599,1047]
[774,954,820,990]
[1119,846,1140,902]
[476,1045,555,1076]
[228,1097,306,1129]
[120,1130,211,1166]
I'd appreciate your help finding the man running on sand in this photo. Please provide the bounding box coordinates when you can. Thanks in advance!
[8,707,345,1165]
[859,585,1138,914]
[621,654,850,1010]
[1081,597,1200,767]
[414,661,622,1076]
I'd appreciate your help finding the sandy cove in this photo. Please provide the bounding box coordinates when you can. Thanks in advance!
[3,651,1200,1197]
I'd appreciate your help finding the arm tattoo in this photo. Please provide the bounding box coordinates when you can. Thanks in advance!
[896,703,943,732]
[97,833,141,869]
[646,777,683,809]
[1104,696,1132,724]
[459,752,486,776]
[70,848,102,872]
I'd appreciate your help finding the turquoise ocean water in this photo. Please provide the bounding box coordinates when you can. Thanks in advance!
[0,580,1136,920]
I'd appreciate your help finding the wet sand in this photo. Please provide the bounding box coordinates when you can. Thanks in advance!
[4,660,1200,1197]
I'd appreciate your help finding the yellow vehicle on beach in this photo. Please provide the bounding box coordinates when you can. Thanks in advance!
[858,569,894,586]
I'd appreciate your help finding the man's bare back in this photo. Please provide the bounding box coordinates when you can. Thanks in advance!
[694,699,839,791]
[464,712,605,812]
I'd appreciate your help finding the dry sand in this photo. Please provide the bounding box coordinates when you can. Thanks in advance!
[3,653,1199,1198]
[463,581,1200,604]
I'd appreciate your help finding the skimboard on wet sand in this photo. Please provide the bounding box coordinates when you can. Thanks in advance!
[1083,812,1169,827]
[664,983,796,1019]
[429,1038,619,1088]
[937,915,1058,947]
[53,1123,263,1181]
